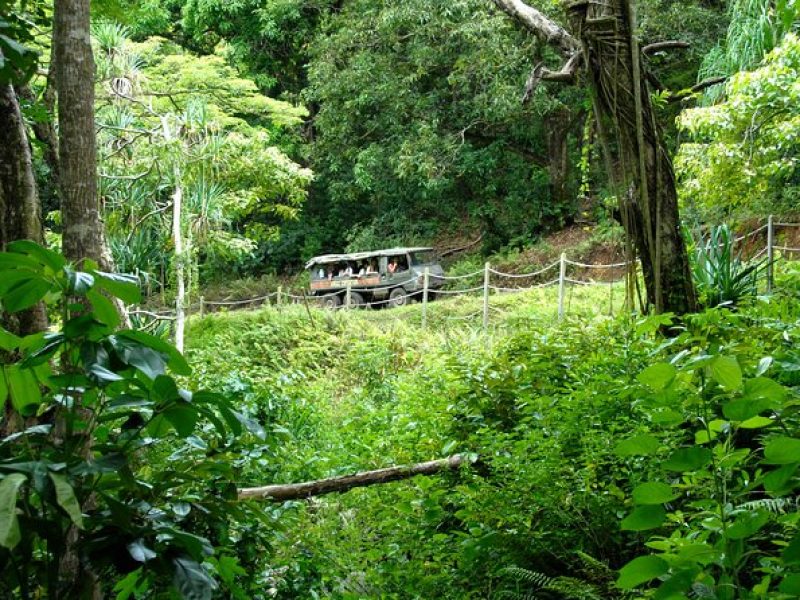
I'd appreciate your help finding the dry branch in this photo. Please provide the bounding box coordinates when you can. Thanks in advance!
[238,454,471,502]
[642,41,690,54]
[667,76,727,102]
[522,53,582,102]
[492,0,578,55]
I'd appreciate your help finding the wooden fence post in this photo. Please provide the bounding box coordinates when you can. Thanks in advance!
[767,214,774,293]
[277,286,283,310]
[482,262,490,332]
[422,267,429,329]
[199,296,205,318]
[346,281,352,309]
[558,253,567,320]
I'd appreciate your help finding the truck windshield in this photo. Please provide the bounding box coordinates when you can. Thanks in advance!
[409,250,434,265]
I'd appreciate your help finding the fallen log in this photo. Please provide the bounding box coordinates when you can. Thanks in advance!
[238,454,471,502]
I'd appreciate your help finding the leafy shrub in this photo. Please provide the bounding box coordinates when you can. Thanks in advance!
[0,242,266,599]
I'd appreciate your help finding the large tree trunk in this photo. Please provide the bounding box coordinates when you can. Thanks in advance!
[567,0,696,314]
[493,0,697,314]
[0,83,48,333]
[53,0,107,268]
[52,1,106,597]
[0,83,48,437]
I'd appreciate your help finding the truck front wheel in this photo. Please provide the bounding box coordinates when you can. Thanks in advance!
[321,293,341,309]
[389,287,409,308]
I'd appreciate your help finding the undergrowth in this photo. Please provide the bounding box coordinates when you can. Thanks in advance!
[184,267,800,599]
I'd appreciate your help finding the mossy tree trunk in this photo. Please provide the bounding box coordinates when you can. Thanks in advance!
[493,0,697,314]
[567,0,697,313]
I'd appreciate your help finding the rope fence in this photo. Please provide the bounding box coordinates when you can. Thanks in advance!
[131,215,799,338]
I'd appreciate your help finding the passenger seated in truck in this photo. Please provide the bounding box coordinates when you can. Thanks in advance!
[388,259,398,274]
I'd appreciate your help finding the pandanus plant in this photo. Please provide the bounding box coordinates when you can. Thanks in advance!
[690,223,765,308]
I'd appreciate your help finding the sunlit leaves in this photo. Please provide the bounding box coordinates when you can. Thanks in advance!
[677,33,800,215]
[0,474,26,549]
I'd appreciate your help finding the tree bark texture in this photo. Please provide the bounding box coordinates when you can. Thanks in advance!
[53,0,107,268]
[544,108,573,212]
[238,454,470,502]
[17,70,60,215]
[0,83,48,437]
[0,83,48,334]
[567,0,696,313]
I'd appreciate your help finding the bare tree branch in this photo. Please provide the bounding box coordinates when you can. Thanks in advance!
[642,40,690,54]
[667,76,727,102]
[491,0,578,56]
[522,53,582,102]
[238,454,473,502]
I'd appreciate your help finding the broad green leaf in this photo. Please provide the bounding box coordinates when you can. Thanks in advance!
[117,330,191,376]
[632,482,677,505]
[615,434,660,457]
[764,437,800,464]
[743,377,787,404]
[650,409,684,426]
[164,405,198,438]
[663,447,712,472]
[0,251,44,271]
[92,271,141,304]
[173,557,217,600]
[88,364,124,384]
[6,240,66,271]
[761,462,799,495]
[739,416,773,429]
[638,363,676,391]
[779,574,800,595]
[153,375,180,403]
[21,333,65,367]
[695,429,716,444]
[653,567,700,599]
[723,397,771,421]
[616,555,669,589]
[66,270,95,295]
[726,510,768,540]
[783,533,800,565]
[621,505,666,531]
[5,365,41,415]
[113,568,143,600]
[0,473,26,549]
[0,327,21,351]
[3,277,51,312]
[49,473,84,528]
[128,539,157,562]
[87,289,120,329]
[709,355,742,391]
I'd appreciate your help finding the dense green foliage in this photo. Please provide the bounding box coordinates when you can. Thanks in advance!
[678,32,800,220]
[0,243,272,598]
[181,262,800,598]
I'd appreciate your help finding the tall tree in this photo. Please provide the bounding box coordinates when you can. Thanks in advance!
[493,0,697,314]
[0,83,47,332]
[54,0,108,267]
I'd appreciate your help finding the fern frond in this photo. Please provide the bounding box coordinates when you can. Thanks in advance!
[501,567,556,589]
[738,496,800,513]
[574,551,614,582]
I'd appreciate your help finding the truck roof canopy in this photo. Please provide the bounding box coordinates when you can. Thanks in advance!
[305,247,433,270]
